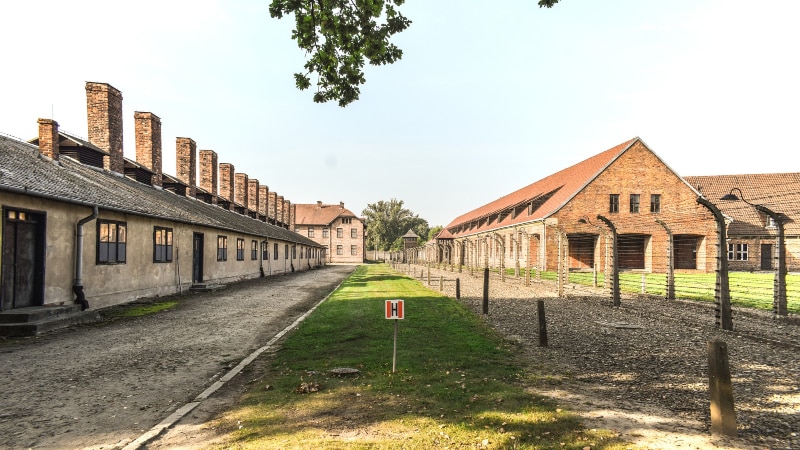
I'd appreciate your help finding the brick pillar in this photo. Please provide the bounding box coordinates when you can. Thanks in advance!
[291,203,297,228]
[219,163,235,204]
[258,185,269,220]
[86,82,124,173]
[175,137,197,197]
[235,173,249,208]
[285,200,292,228]
[37,118,59,160]
[134,112,162,186]
[277,195,285,224]
[199,149,218,202]
[248,179,260,214]
[269,191,278,222]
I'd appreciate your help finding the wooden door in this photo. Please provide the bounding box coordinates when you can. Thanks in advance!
[1,209,45,310]
[192,232,204,283]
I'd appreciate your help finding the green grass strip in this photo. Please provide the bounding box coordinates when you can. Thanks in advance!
[210,264,629,449]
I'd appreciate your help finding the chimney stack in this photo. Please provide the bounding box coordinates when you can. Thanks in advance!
[248,179,260,215]
[291,203,297,228]
[175,138,197,197]
[219,163,235,205]
[284,199,292,228]
[269,191,278,223]
[235,173,249,209]
[134,112,162,186]
[258,185,269,220]
[316,201,322,208]
[339,201,344,209]
[37,118,59,160]
[277,195,284,224]
[86,82,124,173]
[199,149,218,202]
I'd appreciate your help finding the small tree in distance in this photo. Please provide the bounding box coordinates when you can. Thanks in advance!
[362,199,432,251]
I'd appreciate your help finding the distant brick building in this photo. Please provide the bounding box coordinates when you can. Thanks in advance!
[293,202,365,264]
[686,173,800,272]
[437,138,719,275]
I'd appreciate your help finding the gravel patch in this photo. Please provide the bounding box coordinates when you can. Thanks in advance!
[0,265,356,450]
[402,263,799,450]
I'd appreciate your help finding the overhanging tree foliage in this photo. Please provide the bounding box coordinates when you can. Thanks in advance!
[362,199,429,251]
[269,0,561,107]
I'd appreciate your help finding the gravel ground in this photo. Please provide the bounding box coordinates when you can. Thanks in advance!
[0,265,356,450]
[401,263,799,450]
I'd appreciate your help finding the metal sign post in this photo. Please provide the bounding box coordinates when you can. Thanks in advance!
[385,299,404,373]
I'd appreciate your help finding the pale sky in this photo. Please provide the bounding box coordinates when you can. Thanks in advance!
[1,1,798,227]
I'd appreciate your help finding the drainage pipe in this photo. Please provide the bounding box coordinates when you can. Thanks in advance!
[73,205,98,310]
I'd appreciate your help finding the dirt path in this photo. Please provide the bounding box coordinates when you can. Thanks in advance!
[0,265,356,450]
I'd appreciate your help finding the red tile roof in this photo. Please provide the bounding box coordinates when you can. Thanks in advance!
[294,202,361,226]
[685,173,800,236]
[445,138,638,236]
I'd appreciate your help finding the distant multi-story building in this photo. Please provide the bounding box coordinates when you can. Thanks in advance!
[293,202,365,264]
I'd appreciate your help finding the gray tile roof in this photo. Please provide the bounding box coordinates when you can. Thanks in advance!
[0,134,320,247]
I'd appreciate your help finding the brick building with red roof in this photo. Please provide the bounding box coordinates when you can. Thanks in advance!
[293,201,365,264]
[685,173,800,272]
[430,138,721,277]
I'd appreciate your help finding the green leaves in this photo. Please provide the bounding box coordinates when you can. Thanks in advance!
[270,0,561,106]
[270,0,412,107]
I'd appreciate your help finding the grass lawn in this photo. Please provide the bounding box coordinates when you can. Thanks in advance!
[208,264,629,449]
[513,268,800,314]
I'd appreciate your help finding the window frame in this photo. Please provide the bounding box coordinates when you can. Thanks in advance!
[307,227,314,238]
[217,235,228,261]
[351,228,357,239]
[285,244,289,260]
[153,226,173,263]
[629,194,640,213]
[251,240,258,260]
[273,242,279,260]
[351,245,357,256]
[336,228,343,238]
[728,243,749,261]
[609,194,619,214]
[236,238,245,261]
[97,219,127,264]
[336,245,343,255]
[322,228,329,238]
[261,241,269,260]
[650,194,661,213]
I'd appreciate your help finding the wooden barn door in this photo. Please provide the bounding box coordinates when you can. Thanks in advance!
[1,208,46,310]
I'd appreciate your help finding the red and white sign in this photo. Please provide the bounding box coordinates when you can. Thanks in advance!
[385,299,404,320]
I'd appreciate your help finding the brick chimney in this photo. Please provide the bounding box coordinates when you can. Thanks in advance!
[234,173,249,208]
[269,191,278,222]
[86,82,124,173]
[258,185,269,219]
[219,163,235,204]
[339,201,344,209]
[277,195,284,224]
[284,199,291,228]
[291,203,297,228]
[248,179,259,214]
[199,149,218,202]
[316,201,322,208]
[134,112,162,186]
[175,137,196,197]
[37,118,59,160]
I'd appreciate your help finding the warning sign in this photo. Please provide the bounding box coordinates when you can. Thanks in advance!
[385,299,404,320]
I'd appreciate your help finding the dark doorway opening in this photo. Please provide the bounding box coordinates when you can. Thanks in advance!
[618,234,646,270]
[192,232,204,283]
[761,244,773,270]
[674,235,699,270]
[2,208,46,310]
